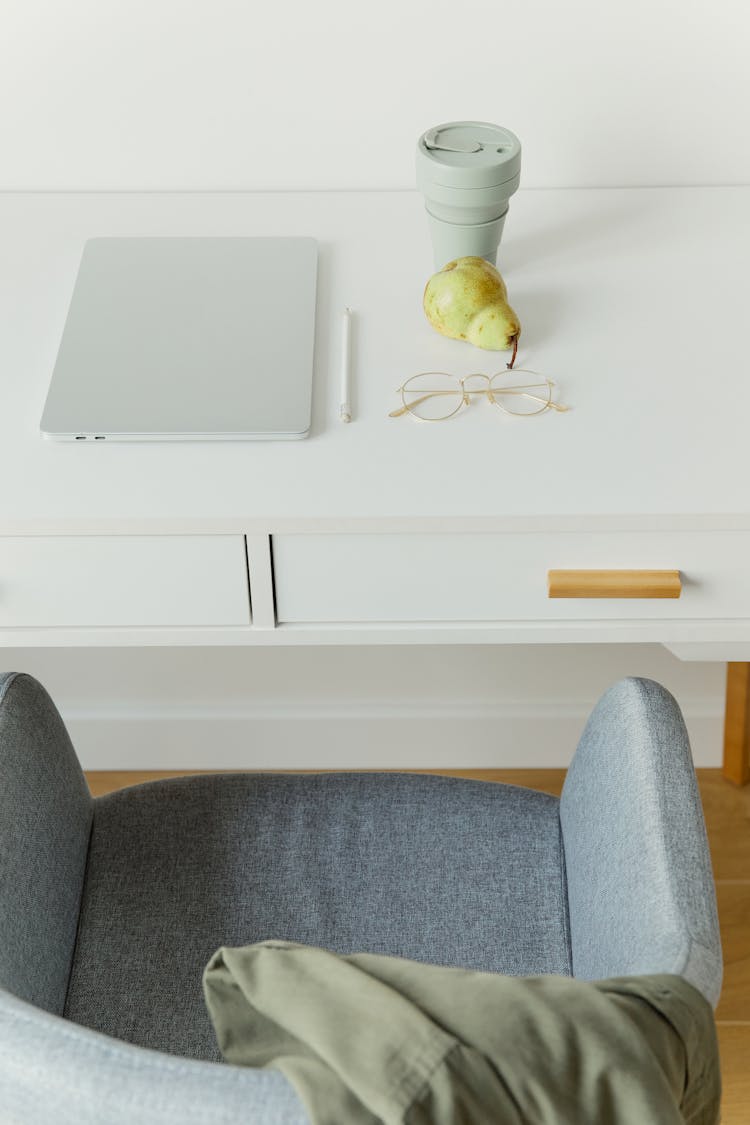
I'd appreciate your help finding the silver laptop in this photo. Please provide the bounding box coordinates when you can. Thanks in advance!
[41,236,318,441]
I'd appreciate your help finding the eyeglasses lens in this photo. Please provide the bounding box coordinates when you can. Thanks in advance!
[402,373,464,421]
[489,371,552,415]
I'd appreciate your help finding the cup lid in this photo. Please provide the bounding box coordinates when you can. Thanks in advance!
[416,121,522,189]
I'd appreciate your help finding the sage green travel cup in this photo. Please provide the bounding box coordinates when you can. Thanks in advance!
[416,121,522,270]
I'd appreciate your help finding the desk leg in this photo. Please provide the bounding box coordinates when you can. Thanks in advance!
[724,663,750,786]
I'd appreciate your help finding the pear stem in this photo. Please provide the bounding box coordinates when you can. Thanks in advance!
[507,334,518,370]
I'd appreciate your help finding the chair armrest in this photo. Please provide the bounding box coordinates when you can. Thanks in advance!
[559,677,722,1008]
[0,672,93,1014]
[0,989,309,1125]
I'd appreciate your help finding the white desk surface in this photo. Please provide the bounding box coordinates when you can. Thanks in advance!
[0,187,747,533]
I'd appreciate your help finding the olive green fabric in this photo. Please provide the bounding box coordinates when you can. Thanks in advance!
[203,941,720,1125]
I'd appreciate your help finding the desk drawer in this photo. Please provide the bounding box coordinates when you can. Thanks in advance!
[273,531,750,624]
[0,536,250,627]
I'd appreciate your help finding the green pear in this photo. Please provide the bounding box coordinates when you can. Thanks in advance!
[423,256,520,364]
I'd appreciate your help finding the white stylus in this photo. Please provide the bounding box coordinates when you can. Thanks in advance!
[339,307,353,423]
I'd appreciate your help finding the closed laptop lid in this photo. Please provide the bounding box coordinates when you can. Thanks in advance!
[41,236,318,441]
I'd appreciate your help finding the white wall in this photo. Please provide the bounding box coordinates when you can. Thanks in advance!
[1,646,725,769]
[1,0,748,191]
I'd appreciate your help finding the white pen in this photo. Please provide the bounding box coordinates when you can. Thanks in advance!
[339,307,353,423]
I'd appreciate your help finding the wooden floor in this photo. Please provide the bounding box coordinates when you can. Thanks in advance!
[87,766,750,1121]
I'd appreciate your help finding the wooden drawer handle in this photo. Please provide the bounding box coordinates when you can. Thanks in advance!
[547,569,682,599]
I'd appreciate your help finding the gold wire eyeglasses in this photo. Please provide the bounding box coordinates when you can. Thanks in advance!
[389,369,570,422]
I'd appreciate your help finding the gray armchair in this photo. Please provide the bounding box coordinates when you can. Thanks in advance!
[0,671,721,1124]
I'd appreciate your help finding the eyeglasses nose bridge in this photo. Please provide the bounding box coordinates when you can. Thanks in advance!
[461,372,491,402]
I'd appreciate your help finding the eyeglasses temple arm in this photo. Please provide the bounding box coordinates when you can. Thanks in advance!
[388,389,462,418]
[493,388,570,411]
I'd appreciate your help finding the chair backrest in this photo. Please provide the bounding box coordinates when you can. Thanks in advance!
[0,672,93,1014]
[560,676,722,1007]
[0,987,308,1125]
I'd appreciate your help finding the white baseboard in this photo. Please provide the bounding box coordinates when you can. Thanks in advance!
[65,700,724,770]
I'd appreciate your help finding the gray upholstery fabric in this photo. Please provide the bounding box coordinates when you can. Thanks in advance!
[64,771,571,1060]
[0,987,308,1125]
[560,677,722,1008]
[0,672,93,1014]
[0,670,724,1123]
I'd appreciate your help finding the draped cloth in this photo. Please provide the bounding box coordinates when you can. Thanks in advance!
[203,940,720,1125]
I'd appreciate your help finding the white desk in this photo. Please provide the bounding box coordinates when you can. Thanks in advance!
[1,188,749,781]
